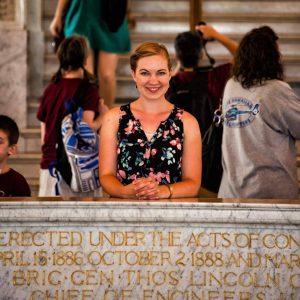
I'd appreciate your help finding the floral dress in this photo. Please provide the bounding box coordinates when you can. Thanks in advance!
[117,104,184,185]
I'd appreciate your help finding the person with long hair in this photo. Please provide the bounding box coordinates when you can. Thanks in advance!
[37,35,108,196]
[218,26,300,199]
[99,42,201,199]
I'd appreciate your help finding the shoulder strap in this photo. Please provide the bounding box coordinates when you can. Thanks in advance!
[66,79,90,114]
[73,79,90,108]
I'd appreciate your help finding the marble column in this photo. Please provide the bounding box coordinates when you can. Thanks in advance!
[26,0,43,100]
[0,0,27,128]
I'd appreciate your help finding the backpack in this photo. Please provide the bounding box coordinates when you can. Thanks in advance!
[167,68,214,135]
[55,81,100,193]
[201,108,223,193]
[166,69,223,193]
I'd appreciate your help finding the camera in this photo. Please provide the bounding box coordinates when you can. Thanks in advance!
[196,21,214,43]
[196,21,215,65]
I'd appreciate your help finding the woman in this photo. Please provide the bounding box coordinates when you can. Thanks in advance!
[37,36,108,196]
[100,42,201,199]
[50,0,131,108]
[219,26,300,199]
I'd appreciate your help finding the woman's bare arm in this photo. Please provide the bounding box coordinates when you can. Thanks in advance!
[49,0,70,37]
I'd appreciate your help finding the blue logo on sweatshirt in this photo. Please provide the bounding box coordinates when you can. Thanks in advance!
[224,97,260,128]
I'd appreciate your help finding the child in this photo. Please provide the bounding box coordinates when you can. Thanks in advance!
[0,115,31,197]
[37,35,108,196]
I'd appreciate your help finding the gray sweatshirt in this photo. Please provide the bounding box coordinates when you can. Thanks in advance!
[218,79,300,199]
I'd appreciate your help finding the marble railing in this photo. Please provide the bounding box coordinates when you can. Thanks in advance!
[0,198,299,300]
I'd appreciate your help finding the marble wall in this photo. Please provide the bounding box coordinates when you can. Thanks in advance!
[0,200,299,299]
[0,29,27,128]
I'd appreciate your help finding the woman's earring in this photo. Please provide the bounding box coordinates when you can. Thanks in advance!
[135,84,137,89]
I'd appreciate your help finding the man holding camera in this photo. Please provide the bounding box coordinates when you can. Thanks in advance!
[166,24,238,195]
[167,24,238,116]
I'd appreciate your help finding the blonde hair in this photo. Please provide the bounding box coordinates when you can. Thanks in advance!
[130,42,172,72]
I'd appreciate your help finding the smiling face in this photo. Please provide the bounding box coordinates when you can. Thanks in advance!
[132,54,171,101]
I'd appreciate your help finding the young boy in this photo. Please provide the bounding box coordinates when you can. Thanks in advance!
[0,115,31,197]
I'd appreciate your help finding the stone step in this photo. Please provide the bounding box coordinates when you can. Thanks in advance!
[42,12,189,33]
[203,13,300,22]
[131,1,188,14]
[45,23,300,55]
[129,11,300,24]
[43,31,300,55]
[28,100,41,127]
[132,20,300,36]
[44,31,300,44]
[42,4,300,24]
[8,152,41,178]
[205,42,300,58]
[130,12,188,21]
[136,31,300,41]
[115,77,139,101]
[52,11,188,21]
[18,127,41,153]
[203,1,300,15]
[206,21,300,36]
[41,17,188,35]
[42,0,189,17]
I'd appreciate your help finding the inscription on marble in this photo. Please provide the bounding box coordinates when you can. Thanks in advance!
[0,228,299,299]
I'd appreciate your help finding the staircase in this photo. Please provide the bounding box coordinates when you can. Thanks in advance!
[8,0,300,196]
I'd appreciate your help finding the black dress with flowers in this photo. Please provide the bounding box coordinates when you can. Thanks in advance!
[117,104,184,185]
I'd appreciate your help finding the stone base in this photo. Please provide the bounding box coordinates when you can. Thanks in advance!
[0,199,299,299]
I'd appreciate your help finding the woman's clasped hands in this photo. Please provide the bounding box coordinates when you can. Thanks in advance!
[132,176,159,200]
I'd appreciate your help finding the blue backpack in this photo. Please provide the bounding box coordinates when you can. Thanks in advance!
[55,81,100,193]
